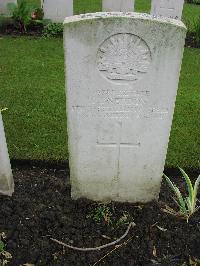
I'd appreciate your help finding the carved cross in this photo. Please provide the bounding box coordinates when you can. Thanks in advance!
[97,120,140,180]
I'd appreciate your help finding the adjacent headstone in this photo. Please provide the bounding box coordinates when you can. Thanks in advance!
[0,113,14,196]
[102,0,134,12]
[64,12,186,203]
[0,0,17,15]
[151,0,184,20]
[42,0,73,23]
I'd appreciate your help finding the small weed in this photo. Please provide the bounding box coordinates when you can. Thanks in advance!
[116,212,132,227]
[87,204,132,227]
[87,204,113,225]
[0,233,12,266]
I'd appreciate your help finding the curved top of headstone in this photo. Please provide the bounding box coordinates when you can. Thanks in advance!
[63,12,186,30]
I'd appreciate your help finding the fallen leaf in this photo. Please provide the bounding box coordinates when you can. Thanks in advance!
[0,108,8,112]
[2,251,12,259]
[101,235,111,240]
[20,264,35,266]
[153,246,157,257]
[156,225,167,232]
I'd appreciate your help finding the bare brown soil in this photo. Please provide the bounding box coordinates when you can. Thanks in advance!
[0,164,200,266]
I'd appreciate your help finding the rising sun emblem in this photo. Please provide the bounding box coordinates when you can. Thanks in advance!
[97,33,151,84]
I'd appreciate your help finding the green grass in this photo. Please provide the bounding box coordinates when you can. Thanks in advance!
[16,0,200,27]
[0,1,199,168]
[0,37,199,169]
[134,0,200,27]
[75,0,200,30]
[166,48,200,169]
[0,37,67,161]
[74,0,102,14]
[20,0,41,6]
[1,0,199,31]
[76,0,200,30]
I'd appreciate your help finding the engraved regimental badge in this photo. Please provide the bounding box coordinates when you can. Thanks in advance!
[97,33,151,84]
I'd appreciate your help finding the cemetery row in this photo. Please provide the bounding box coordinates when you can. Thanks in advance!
[0,0,184,22]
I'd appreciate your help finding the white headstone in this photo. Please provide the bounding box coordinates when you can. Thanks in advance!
[42,0,73,23]
[102,0,134,12]
[151,0,184,20]
[0,0,17,15]
[64,12,186,203]
[0,113,14,196]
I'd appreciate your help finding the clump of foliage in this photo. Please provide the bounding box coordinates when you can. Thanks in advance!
[87,204,113,225]
[0,232,12,266]
[87,204,132,227]
[163,168,200,221]
[31,7,44,21]
[7,0,43,32]
[43,22,63,37]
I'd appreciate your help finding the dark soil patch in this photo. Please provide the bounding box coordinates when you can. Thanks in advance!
[0,23,43,37]
[0,165,200,266]
[0,25,199,49]
[186,32,200,49]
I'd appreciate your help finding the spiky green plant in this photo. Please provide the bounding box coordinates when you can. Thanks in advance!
[163,168,200,221]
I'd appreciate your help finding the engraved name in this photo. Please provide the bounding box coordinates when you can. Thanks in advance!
[72,88,168,120]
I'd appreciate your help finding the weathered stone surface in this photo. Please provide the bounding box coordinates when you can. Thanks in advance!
[0,0,17,15]
[42,0,73,22]
[0,113,14,196]
[151,0,184,20]
[102,0,134,12]
[64,12,186,203]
